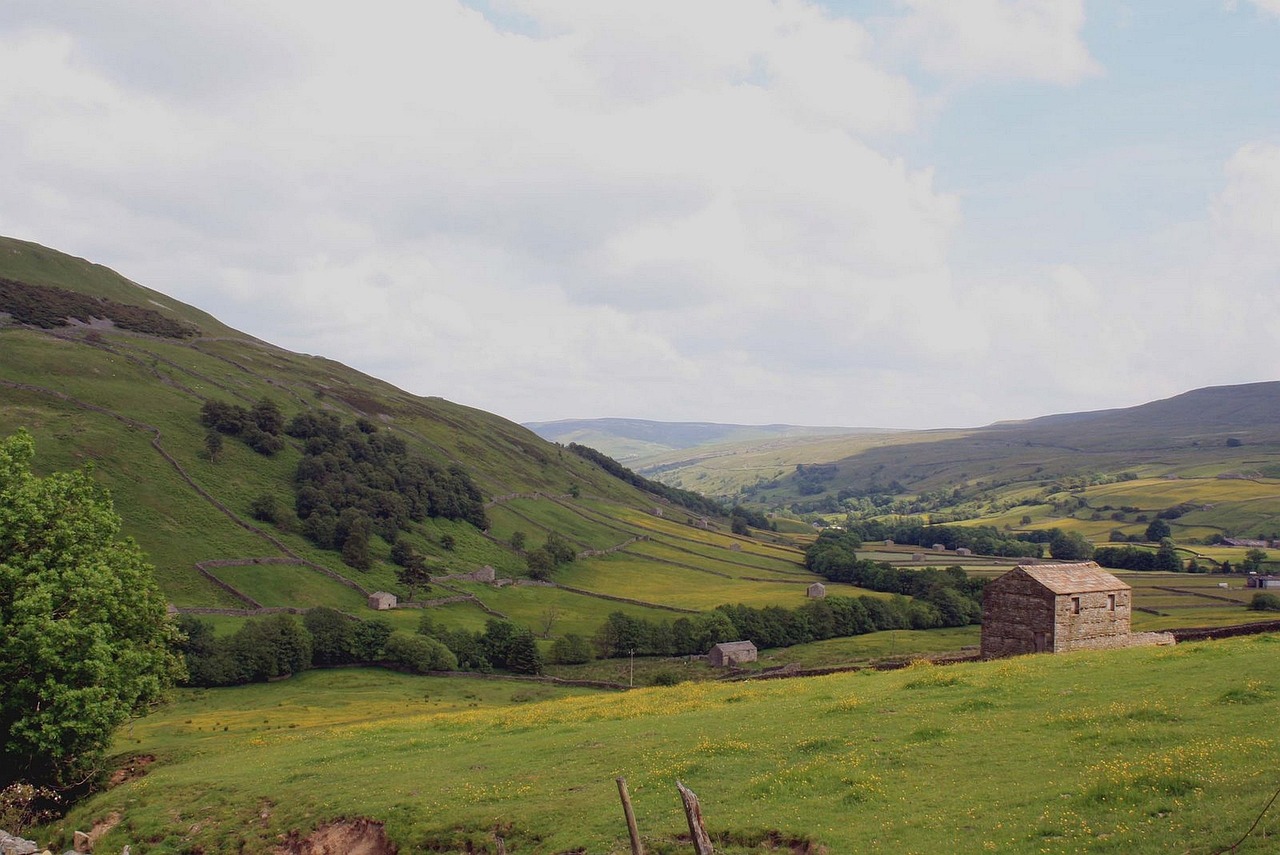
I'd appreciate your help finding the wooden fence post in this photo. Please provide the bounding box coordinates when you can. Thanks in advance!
[616,776,645,855]
[676,780,715,855]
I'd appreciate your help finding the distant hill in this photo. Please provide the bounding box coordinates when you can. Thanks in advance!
[596,384,1280,548]
[524,417,877,461]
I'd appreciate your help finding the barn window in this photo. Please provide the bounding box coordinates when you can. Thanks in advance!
[1108,594,1116,611]
[1071,596,1081,614]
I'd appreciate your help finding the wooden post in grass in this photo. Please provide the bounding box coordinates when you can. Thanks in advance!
[616,776,644,855]
[676,780,714,854]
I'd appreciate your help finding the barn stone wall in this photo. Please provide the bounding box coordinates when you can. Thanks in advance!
[1050,589,1131,652]
[980,572,1056,658]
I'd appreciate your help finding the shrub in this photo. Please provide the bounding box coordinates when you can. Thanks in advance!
[1249,592,1280,611]
[384,634,458,673]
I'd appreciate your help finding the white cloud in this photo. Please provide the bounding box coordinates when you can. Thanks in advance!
[0,0,976,425]
[1237,0,1280,17]
[2,1,1274,430]
[889,0,1102,84]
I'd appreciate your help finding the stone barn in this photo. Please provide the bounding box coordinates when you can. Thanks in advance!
[807,582,827,598]
[956,547,972,556]
[368,591,397,610]
[708,641,757,667]
[981,562,1172,657]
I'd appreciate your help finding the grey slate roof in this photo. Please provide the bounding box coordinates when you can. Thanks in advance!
[1014,562,1128,595]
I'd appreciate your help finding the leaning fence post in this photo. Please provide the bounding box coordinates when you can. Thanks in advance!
[676,780,715,854]
[616,776,645,855]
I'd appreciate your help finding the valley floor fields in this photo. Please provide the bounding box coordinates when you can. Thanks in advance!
[47,634,1280,854]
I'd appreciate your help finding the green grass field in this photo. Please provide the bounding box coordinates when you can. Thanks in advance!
[42,634,1280,854]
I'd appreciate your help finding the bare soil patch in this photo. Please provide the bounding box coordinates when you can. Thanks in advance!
[108,754,155,787]
[274,818,397,855]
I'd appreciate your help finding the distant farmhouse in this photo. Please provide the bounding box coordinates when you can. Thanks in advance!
[708,641,757,667]
[981,563,1174,658]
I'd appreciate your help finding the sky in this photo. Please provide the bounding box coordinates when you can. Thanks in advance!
[1,0,1278,429]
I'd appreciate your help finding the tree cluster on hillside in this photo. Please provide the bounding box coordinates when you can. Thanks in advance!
[565,443,724,516]
[525,531,576,580]
[286,411,486,569]
[1094,541,1188,572]
[176,609,457,686]
[200,397,286,456]
[417,614,543,674]
[591,589,966,661]
[0,430,182,791]
[832,519,1044,559]
[0,276,200,338]
[730,505,775,535]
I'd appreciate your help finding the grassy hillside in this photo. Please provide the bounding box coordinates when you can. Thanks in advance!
[42,633,1280,854]
[0,237,834,646]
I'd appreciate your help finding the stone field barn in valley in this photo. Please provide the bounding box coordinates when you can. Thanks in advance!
[981,562,1173,658]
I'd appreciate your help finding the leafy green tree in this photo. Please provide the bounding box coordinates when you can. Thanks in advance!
[504,628,544,675]
[204,429,224,462]
[227,615,312,682]
[249,492,281,524]
[350,618,393,661]
[509,530,527,551]
[1154,539,1183,572]
[0,430,183,788]
[1242,549,1269,574]
[1048,529,1093,561]
[543,532,577,565]
[549,633,593,664]
[383,633,457,672]
[251,397,285,435]
[395,555,431,601]
[303,607,355,666]
[1145,518,1172,542]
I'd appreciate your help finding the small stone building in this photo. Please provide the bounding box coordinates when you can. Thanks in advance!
[911,553,925,563]
[807,582,827,598]
[981,562,1172,658]
[471,565,497,583]
[956,547,972,557]
[368,591,397,610]
[932,543,947,551]
[1246,575,1280,589]
[708,641,757,667]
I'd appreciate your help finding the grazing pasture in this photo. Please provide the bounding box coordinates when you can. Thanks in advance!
[53,634,1280,854]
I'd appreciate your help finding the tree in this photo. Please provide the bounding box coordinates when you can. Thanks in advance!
[204,429,224,462]
[1154,538,1183,572]
[1242,549,1269,574]
[0,430,183,788]
[1048,529,1093,561]
[1145,518,1172,543]
[395,556,431,602]
[549,634,593,664]
[303,607,355,666]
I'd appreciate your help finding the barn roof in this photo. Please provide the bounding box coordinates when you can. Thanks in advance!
[1012,562,1128,594]
[711,641,757,653]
